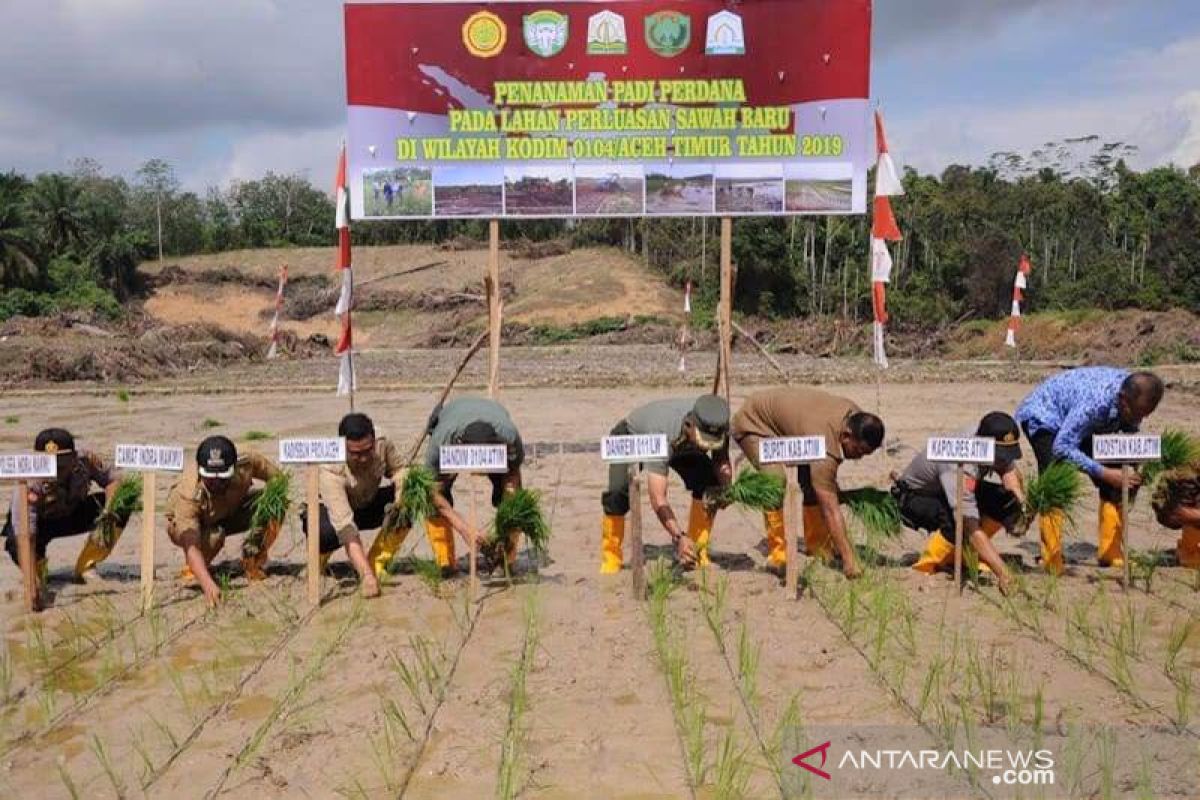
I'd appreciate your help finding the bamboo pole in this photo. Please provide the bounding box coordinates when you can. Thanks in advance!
[306,465,321,606]
[784,469,801,599]
[629,466,645,600]
[140,472,157,611]
[487,219,501,399]
[717,217,733,400]
[15,481,37,612]
[1121,464,1132,590]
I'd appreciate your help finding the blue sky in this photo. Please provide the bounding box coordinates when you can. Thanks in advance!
[1,1,1197,190]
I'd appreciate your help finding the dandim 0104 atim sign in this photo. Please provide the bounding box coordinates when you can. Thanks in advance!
[345,0,872,220]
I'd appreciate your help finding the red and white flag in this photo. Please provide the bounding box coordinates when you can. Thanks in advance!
[678,280,692,373]
[1005,254,1034,348]
[871,110,904,369]
[266,264,288,360]
[334,144,356,395]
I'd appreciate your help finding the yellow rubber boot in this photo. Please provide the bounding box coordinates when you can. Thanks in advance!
[600,514,625,574]
[912,532,956,574]
[367,527,409,580]
[73,534,117,580]
[1178,526,1200,569]
[763,509,787,570]
[242,520,280,582]
[802,505,833,561]
[1039,509,1066,576]
[1097,500,1124,568]
[687,500,713,568]
[426,516,457,572]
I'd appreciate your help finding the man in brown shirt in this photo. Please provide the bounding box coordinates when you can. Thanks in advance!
[3,428,130,588]
[166,436,281,606]
[732,388,885,578]
[301,413,402,597]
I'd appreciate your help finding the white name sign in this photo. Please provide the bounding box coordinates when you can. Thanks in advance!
[115,444,185,472]
[759,436,827,465]
[601,434,670,463]
[0,453,56,480]
[1093,434,1162,463]
[926,437,996,464]
[439,444,509,473]
[279,438,346,464]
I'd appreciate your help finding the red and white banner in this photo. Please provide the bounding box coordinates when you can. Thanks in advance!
[870,110,903,369]
[334,144,357,396]
[266,264,288,360]
[1005,254,1033,348]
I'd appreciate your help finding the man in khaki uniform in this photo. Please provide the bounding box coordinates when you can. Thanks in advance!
[302,413,401,597]
[166,436,281,606]
[732,387,884,578]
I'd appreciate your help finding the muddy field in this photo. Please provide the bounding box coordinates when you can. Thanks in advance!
[1,376,1199,798]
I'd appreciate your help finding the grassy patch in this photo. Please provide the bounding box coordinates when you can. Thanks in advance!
[243,430,274,442]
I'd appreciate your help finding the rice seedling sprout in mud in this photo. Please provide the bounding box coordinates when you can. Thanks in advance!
[55,757,80,800]
[498,592,540,800]
[91,733,126,797]
[841,487,903,540]
[1174,668,1193,733]
[698,571,728,652]
[1024,462,1085,522]
[116,388,130,404]
[736,618,760,707]
[490,488,551,563]
[244,430,273,441]
[4,415,18,424]
[722,467,784,511]
[1165,620,1193,677]
[1128,549,1168,594]
[712,727,751,800]
[201,417,223,429]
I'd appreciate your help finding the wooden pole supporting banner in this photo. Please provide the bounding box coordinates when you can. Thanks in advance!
[717,217,733,400]
[15,481,37,613]
[1121,464,1132,590]
[954,465,965,594]
[306,465,321,606]
[784,469,801,600]
[487,219,502,399]
[629,466,645,600]
[469,477,480,599]
[140,472,157,611]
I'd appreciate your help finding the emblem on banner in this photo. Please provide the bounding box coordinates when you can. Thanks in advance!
[524,10,568,57]
[462,10,507,58]
[587,10,627,54]
[705,10,745,55]
[645,11,690,57]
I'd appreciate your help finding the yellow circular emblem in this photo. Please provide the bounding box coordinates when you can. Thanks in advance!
[463,11,506,58]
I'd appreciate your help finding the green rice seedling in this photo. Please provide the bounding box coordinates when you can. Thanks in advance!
[1031,684,1045,750]
[244,430,273,441]
[683,706,707,788]
[148,713,179,750]
[966,644,1003,724]
[380,695,415,742]
[98,474,143,546]
[736,619,760,710]
[131,732,156,789]
[411,635,444,698]
[55,758,80,800]
[1110,640,1135,696]
[401,556,444,594]
[1023,462,1085,526]
[1173,668,1193,733]
[384,466,437,532]
[1097,728,1117,800]
[0,648,12,700]
[116,388,131,404]
[91,733,126,798]
[917,658,944,724]
[250,472,291,532]
[699,572,728,653]
[1165,620,1193,677]
[1135,754,1155,800]
[490,488,551,564]
[498,593,539,800]
[4,415,18,424]
[1140,429,1200,489]
[723,467,785,511]
[390,651,427,716]
[201,418,223,429]
[712,728,751,800]
[841,487,903,540]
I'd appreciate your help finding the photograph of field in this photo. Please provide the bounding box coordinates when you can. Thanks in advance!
[574,164,644,215]
[434,165,503,216]
[715,164,784,213]
[362,167,433,217]
[786,178,854,212]
[504,165,573,216]
[645,162,714,214]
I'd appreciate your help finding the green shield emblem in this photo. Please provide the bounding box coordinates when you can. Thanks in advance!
[524,10,569,57]
[645,11,691,57]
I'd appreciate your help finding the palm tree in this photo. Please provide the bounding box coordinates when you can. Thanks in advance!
[0,194,37,287]
[26,173,85,256]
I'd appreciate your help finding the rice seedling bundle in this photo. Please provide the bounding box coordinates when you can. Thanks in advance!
[490,488,550,559]
[1151,465,1200,528]
[97,475,143,547]
[841,487,903,539]
[723,467,785,511]
[250,472,292,531]
[383,466,437,532]
[1023,462,1085,517]
[1141,429,1200,490]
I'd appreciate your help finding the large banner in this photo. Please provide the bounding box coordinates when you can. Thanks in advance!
[345,1,872,220]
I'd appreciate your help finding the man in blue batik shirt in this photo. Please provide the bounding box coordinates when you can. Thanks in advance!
[1015,367,1164,573]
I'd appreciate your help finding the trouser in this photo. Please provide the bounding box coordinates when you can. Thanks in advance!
[600,421,720,516]
[166,489,261,560]
[894,479,1023,540]
[301,484,397,554]
[4,492,105,565]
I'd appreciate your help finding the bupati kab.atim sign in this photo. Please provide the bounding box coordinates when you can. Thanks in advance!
[344,1,872,220]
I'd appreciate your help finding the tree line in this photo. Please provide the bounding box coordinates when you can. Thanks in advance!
[2,139,1198,327]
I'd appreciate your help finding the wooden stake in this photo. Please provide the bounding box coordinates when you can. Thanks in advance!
[1121,463,1132,590]
[629,466,645,600]
[14,480,37,613]
[468,477,479,599]
[306,465,321,606]
[954,464,965,594]
[717,217,733,400]
[487,219,501,399]
[140,471,157,611]
[784,469,801,600]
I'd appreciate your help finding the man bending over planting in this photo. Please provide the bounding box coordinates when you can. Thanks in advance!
[732,388,883,579]
[301,412,403,598]
[166,436,282,606]
[600,395,732,572]
[2,428,133,592]
[899,412,1027,595]
[1015,368,1163,574]
[1152,457,1200,569]
[424,396,525,573]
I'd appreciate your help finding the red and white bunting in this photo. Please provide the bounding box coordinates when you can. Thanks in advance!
[871,110,904,369]
[1005,254,1034,348]
[678,279,692,373]
[266,264,288,360]
[334,144,356,396]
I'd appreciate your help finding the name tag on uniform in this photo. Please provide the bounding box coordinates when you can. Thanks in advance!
[926,437,995,464]
[440,444,508,473]
[0,453,56,479]
[1093,435,1161,463]
[279,438,346,464]
[601,435,669,463]
[115,444,185,472]
[759,437,826,464]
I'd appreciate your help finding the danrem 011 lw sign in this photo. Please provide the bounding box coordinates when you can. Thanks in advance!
[1092,435,1162,463]
[602,434,669,463]
[344,0,872,220]
[440,444,510,473]
[926,437,996,465]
